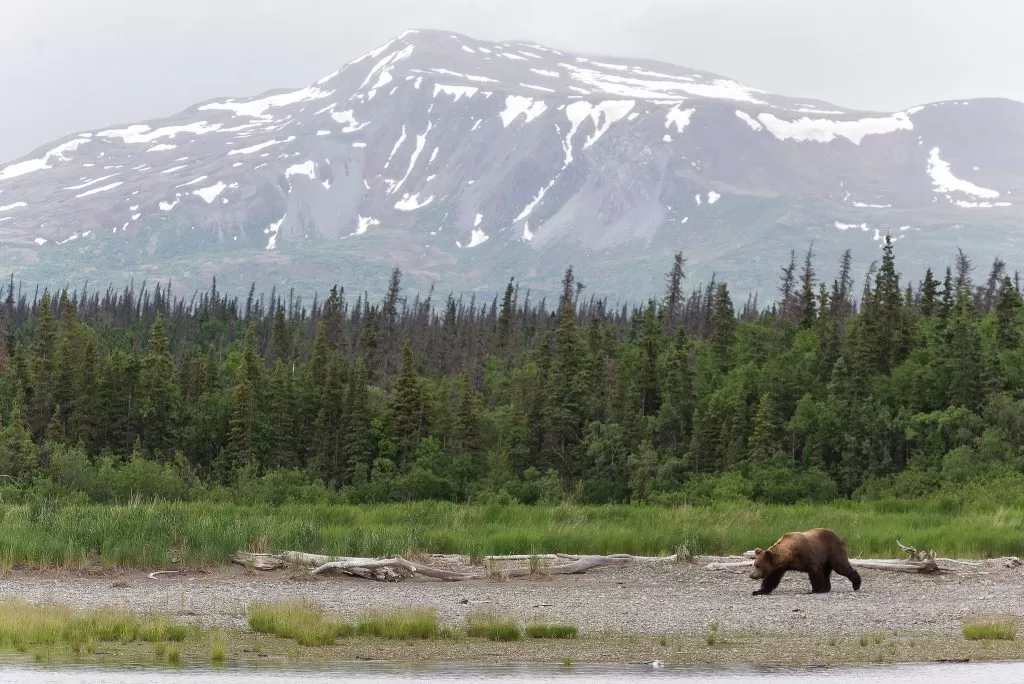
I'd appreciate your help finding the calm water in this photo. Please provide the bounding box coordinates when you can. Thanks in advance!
[1,662,1023,683]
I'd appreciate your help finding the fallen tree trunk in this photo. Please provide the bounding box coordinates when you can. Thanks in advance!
[496,554,632,578]
[234,550,635,582]
[484,553,680,563]
[234,551,485,581]
[704,540,998,574]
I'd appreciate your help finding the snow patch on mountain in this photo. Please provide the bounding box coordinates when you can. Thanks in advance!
[285,161,316,180]
[229,137,295,155]
[0,138,90,181]
[75,181,123,198]
[927,147,1000,199]
[194,181,227,203]
[64,173,120,191]
[395,193,434,211]
[391,123,432,195]
[465,228,489,248]
[330,110,369,133]
[756,112,913,144]
[734,110,763,131]
[98,122,223,144]
[355,215,380,236]
[433,84,478,101]
[500,96,547,127]
[199,86,331,119]
[264,216,284,250]
[666,107,695,133]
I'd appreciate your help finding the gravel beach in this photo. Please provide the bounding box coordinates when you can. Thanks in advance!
[2,556,1021,639]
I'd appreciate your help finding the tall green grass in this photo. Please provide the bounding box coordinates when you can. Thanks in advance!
[356,608,444,640]
[465,610,521,641]
[963,617,1019,641]
[0,499,1021,567]
[248,600,353,646]
[0,599,193,654]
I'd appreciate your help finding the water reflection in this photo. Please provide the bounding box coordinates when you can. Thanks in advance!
[0,661,1023,683]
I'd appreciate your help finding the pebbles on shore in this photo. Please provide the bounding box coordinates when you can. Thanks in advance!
[1,556,1020,638]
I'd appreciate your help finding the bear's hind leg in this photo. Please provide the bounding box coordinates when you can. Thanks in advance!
[752,568,785,596]
[808,567,830,594]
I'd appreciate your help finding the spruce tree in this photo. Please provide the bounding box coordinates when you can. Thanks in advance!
[995,275,1022,350]
[945,292,983,410]
[663,252,686,334]
[919,268,939,317]
[747,392,781,463]
[29,291,57,438]
[391,339,428,468]
[711,283,736,372]
[342,357,374,483]
[136,313,181,455]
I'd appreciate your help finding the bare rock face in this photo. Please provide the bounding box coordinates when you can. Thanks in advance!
[1,28,1021,301]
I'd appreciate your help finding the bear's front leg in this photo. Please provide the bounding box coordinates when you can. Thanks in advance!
[752,568,785,596]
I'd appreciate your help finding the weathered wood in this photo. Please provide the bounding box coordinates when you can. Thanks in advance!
[233,552,287,571]
[236,551,486,582]
[234,549,633,582]
[484,553,678,563]
[311,557,483,581]
[706,556,946,573]
[498,554,632,578]
[706,540,974,574]
[147,570,180,580]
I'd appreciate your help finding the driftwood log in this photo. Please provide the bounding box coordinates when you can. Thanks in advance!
[233,550,655,582]
[705,540,1017,574]
[233,541,1018,582]
[233,551,483,581]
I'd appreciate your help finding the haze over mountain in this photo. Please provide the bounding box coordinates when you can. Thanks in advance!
[1,28,1022,302]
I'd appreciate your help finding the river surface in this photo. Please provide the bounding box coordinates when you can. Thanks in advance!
[1,661,1023,682]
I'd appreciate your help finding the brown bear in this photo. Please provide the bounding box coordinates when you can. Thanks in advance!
[749,528,861,596]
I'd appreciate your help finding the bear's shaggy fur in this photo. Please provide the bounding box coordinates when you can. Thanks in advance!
[749,528,861,596]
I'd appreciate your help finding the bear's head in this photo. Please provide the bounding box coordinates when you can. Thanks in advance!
[749,547,774,580]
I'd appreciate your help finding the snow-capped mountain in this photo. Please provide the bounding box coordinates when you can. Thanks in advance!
[1,28,1023,301]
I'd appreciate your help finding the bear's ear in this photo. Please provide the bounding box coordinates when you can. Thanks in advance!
[762,549,774,562]
[754,548,763,556]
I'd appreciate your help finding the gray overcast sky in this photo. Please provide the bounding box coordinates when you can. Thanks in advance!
[1,0,1020,163]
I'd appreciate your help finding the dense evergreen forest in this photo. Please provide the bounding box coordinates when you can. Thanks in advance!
[1,236,1023,507]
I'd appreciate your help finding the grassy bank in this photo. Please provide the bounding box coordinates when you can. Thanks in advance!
[0,499,1021,568]
[2,598,1023,669]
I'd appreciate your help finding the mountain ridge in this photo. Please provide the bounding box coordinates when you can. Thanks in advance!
[1,28,1022,303]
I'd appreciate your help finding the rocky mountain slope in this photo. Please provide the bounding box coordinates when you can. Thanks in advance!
[1,28,1022,302]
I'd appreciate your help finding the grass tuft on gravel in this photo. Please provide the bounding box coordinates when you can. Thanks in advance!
[963,616,1018,641]
[466,610,521,641]
[247,600,353,646]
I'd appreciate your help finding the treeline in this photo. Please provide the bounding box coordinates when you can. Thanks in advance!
[1,237,1023,506]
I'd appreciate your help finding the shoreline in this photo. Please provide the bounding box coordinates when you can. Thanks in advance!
[2,555,1024,666]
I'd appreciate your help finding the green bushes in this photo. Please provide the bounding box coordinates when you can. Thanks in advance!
[0,499,1021,568]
